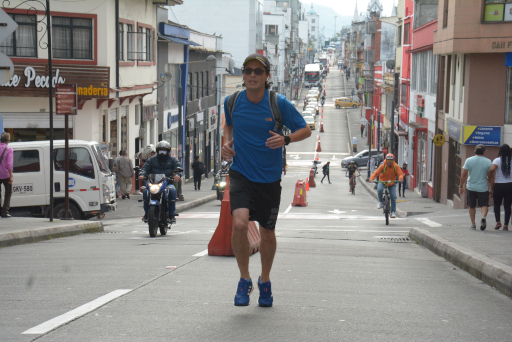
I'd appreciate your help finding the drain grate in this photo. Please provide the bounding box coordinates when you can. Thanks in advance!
[100,231,125,234]
[375,236,412,243]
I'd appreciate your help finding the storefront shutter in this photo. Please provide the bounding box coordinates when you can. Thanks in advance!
[120,105,127,118]
[109,108,117,121]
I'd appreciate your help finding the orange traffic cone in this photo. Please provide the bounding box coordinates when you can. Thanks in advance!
[208,175,260,256]
[306,178,310,191]
[291,180,308,207]
[316,138,322,152]
[319,121,324,132]
[309,169,316,188]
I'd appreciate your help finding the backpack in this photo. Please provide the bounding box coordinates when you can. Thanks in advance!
[197,161,205,174]
[382,163,398,180]
[226,90,284,135]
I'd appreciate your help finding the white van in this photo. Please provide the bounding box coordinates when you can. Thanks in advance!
[6,140,117,219]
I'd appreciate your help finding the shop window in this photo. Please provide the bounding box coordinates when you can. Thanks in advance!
[0,14,37,57]
[404,23,410,44]
[483,0,512,22]
[265,25,278,35]
[52,17,93,59]
[54,147,95,179]
[13,150,40,173]
[118,23,124,61]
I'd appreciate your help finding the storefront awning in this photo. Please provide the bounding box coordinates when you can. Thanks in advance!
[408,121,427,130]
[158,34,201,46]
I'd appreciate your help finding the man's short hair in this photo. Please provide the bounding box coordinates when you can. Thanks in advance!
[120,149,127,156]
[1,132,10,143]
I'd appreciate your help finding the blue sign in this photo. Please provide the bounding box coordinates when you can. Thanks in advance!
[463,125,502,146]
[68,178,76,187]
[506,52,512,67]
[0,114,3,133]
[446,118,463,143]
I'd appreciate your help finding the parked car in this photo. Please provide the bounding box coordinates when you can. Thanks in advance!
[335,97,359,109]
[308,90,320,100]
[302,109,315,117]
[305,105,317,116]
[341,149,384,168]
[304,116,316,130]
[309,101,320,114]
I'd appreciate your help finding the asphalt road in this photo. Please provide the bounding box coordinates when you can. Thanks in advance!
[2,59,512,342]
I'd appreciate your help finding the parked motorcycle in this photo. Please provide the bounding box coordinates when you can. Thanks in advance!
[215,171,228,201]
[142,168,182,237]
[312,160,321,177]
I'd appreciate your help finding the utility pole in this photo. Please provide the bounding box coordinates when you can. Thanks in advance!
[334,16,337,40]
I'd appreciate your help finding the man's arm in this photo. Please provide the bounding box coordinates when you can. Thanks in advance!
[369,164,384,182]
[266,126,311,149]
[139,158,152,179]
[459,168,469,195]
[222,124,235,159]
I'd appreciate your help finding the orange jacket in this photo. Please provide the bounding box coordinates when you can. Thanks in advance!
[370,162,404,186]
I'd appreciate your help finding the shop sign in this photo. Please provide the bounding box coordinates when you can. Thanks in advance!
[433,134,445,147]
[55,84,77,115]
[463,125,501,146]
[143,105,158,122]
[446,118,463,142]
[208,106,217,132]
[164,108,179,132]
[0,63,110,98]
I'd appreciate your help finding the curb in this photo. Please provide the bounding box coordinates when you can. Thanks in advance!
[176,194,217,213]
[409,227,512,299]
[0,221,104,248]
[359,176,407,218]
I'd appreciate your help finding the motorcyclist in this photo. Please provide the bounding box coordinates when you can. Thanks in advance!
[138,141,182,223]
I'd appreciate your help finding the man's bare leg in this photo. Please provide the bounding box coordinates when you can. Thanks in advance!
[232,208,251,279]
[469,207,476,225]
[259,225,276,283]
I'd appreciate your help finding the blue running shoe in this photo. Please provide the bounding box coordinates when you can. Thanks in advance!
[234,278,253,306]
[257,277,273,307]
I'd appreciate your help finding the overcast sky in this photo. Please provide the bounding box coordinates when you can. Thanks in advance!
[305,0,397,18]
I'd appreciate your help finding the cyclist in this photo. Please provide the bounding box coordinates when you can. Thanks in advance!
[345,161,359,192]
[369,154,404,218]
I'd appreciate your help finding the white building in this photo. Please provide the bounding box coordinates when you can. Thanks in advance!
[305,4,319,52]
[168,0,264,68]
[263,1,287,93]
[0,0,184,162]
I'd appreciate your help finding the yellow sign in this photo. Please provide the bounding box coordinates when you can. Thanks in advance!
[433,134,445,147]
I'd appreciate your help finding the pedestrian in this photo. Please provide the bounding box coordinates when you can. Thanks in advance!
[115,150,134,199]
[399,163,409,197]
[0,132,13,218]
[488,144,512,231]
[360,124,364,138]
[222,53,311,307]
[321,161,331,184]
[369,155,376,175]
[459,144,492,230]
[191,156,204,190]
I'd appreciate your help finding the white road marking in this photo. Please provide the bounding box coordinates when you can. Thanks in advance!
[328,209,346,214]
[193,249,209,257]
[22,289,132,335]
[178,212,403,221]
[284,229,409,233]
[415,218,442,227]
[284,204,292,214]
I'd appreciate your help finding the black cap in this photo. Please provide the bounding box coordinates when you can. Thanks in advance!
[475,144,486,154]
[243,53,271,72]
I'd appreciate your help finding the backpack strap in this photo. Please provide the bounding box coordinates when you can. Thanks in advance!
[268,90,284,135]
[226,90,241,125]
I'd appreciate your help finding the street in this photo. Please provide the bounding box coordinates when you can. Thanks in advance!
[2,59,512,342]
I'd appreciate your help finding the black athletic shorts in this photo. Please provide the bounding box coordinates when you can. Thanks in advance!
[229,169,282,230]
[467,190,489,208]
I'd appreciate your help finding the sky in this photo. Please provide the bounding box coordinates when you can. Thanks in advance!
[305,0,397,18]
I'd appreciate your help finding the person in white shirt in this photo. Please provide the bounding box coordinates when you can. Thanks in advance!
[488,144,512,231]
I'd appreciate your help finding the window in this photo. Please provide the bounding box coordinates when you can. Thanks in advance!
[138,27,144,60]
[200,72,204,98]
[127,24,135,60]
[483,0,512,22]
[312,35,315,39]
[145,28,152,61]
[312,19,315,23]
[401,84,407,105]
[265,25,278,35]
[443,0,449,27]
[13,150,40,173]
[411,50,438,94]
[118,23,124,61]
[404,23,410,44]
[52,17,93,59]
[188,73,192,101]
[195,72,199,99]
[0,14,37,57]
[54,147,95,179]
[312,26,315,32]
[397,25,402,47]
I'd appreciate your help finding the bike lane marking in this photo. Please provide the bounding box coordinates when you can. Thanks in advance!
[22,289,132,335]
[415,218,443,227]
[193,249,209,257]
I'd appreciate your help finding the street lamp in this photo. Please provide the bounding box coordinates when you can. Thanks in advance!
[334,16,337,40]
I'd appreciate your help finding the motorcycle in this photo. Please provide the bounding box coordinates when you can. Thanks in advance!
[142,168,183,238]
[312,160,321,177]
[320,96,325,106]
[215,171,228,201]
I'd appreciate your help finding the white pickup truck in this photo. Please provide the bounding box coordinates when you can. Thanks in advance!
[6,140,117,219]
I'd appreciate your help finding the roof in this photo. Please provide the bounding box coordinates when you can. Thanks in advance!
[307,4,317,15]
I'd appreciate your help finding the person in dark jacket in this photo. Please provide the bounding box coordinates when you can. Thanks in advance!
[321,161,331,184]
[138,141,182,223]
[191,156,204,190]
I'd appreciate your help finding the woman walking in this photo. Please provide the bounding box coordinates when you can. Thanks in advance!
[399,163,409,197]
[488,144,512,231]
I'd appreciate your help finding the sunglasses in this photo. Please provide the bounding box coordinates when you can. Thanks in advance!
[243,68,265,75]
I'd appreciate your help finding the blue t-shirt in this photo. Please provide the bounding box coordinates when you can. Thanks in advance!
[224,90,307,183]
[463,155,492,192]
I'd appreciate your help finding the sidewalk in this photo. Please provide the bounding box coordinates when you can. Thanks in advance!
[344,76,512,298]
[0,177,217,248]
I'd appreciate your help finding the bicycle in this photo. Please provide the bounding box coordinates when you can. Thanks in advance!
[375,180,393,225]
[349,172,358,195]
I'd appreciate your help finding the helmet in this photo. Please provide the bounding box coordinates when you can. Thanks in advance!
[156,141,171,153]
[385,153,394,160]
[350,161,355,165]
[222,161,228,167]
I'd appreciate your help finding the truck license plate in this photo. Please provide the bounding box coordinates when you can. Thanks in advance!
[13,184,34,194]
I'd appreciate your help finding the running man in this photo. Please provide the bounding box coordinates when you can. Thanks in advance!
[222,53,311,307]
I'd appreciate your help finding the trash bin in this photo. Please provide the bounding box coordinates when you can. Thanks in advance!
[421,181,428,198]
[352,137,357,153]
